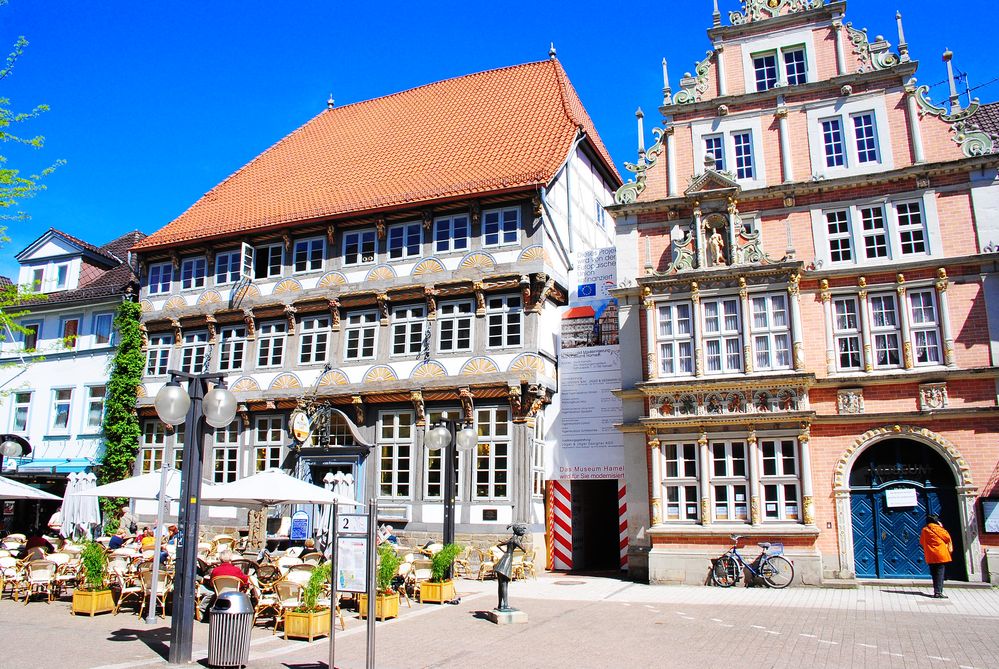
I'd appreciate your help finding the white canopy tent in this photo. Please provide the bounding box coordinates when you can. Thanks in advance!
[202,468,361,507]
[73,468,186,502]
[0,475,62,501]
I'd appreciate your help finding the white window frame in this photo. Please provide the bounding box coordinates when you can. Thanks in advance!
[391,305,425,357]
[751,50,778,91]
[661,442,699,522]
[740,28,817,92]
[907,289,943,367]
[701,297,742,375]
[93,312,114,346]
[731,130,755,180]
[473,407,511,500]
[749,293,791,371]
[851,111,880,164]
[180,257,207,290]
[434,213,470,254]
[531,415,545,498]
[146,333,173,376]
[60,315,81,350]
[820,116,845,168]
[859,205,889,260]
[256,321,287,369]
[703,134,724,171]
[824,209,854,264]
[253,415,284,473]
[486,294,522,349]
[139,420,167,474]
[293,237,325,274]
[656,301,694,377]
[212,423,240,483]
[437,300,474,354]
[147,262,172,295]
[869,292,902,370]
[710,440,749,523]
[894,200,928,257]
[812,196,939,267]
[760,439,801,522]
[254,243,284,280]
[782,45,807,86]
[806,95,893,177]
[482,207,520,247]
[344,311,378,361]
[387,222,422,260]
[217,325,247,373]
[11,391,31,433]
[180,330,210,374]
[690,116,767,190]
[298,315,330,365]
[54,263,70,290]
[29,267,44,290]
[832,297,863,372]
[378,411,413,499]
[51,387,73,433]
[20,321,41,351]
[342,228,377,266]
[84,385,106,432]
[215,249,242,285]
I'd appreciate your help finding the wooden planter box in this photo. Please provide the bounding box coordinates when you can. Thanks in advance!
[358,592,400,620]
[420,580,456,604]
[284,609,331,641]
[72,589,114,616]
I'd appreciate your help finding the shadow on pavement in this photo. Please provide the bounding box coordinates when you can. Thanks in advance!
[282,663,328,669]
[107,626,171,660]
[471,610,494,621]
[880,589,935,598]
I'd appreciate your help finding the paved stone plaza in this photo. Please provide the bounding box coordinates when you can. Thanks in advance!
[3,574,999,668]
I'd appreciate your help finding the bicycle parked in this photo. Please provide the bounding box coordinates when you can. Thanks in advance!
[711,535,794,588]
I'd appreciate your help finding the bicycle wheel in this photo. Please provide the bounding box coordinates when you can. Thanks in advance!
[760,555,794,588]
[711,555,740,587]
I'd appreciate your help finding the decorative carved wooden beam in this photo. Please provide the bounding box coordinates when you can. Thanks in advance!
[351,395,365,424]
[205,314,218,344]
[424,285,439,321]
[282,232,292,252]
[422,209,433,231]
[473,281,486,317]
[328,298,341,331]
[507,383,523,421]
[470,201,481,227]
[411,390,426,427]
[375,216,386,241]
[458,386,474,424]
[376,293,390,326]
[169,318,182,346]
[242,308,256,339]
[284,304,298,335]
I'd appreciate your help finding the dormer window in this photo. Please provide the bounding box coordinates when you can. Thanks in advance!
[30,268,44,290]
[752,45,807,91]
[54,264,69,290]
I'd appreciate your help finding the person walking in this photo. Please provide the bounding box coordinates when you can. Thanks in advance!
[919,514,954,599]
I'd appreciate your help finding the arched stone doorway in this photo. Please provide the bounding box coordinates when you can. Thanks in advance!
[832,425,981,581]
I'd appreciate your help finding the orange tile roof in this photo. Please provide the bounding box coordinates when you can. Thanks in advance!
[135,59,620,252]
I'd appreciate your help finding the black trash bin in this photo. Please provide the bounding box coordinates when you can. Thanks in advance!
[208,591,253,668]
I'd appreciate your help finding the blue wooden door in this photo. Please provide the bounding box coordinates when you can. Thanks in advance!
[851,485,941,578]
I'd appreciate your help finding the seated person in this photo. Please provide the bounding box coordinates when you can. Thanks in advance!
[166,525,180,545]
[18,531,54,559]
[210,550,249,587]
[108,528,129,550]
[139,528,156,551]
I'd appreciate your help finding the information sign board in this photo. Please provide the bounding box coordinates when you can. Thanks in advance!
[336,536,368,592]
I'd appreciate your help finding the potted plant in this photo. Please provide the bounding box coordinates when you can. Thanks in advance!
[359,544,402,620]
[420,543,462,604]
[72,541,114,616]
[284,562,332,641]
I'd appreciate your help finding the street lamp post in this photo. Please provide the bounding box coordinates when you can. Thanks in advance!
[0,434,32,472]
[154,371,236,666]
[424,414,477,578]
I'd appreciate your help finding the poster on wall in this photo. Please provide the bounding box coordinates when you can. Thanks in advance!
[552,247,624,480]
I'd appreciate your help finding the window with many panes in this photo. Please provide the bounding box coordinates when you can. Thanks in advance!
[662,442,699,521]
[826,210,853,263]
[146,333,172,376]
[148,263,172,295]
[294,237,325,273]
[254,244,283,280]
[783,47,807,85]
[11,391,31,432]
[343,229,377,265]
[438,300,473,353]
[908,289,941,366]
[215,250,242,284]
[93,313,114,346]
[750,294,790,371]
[299,316,330,365]
[181,257,207,290]
[486,295,522,348]
[254,416,284,472]
[821,117,845,167]
[379,412,412,498]
[180,331,209,374]
[217,325,246,373]
[820,200,933,266]
[474,407,510,499]
[531,415,545,498]
[753,52,778,90]
[711,441,749,523]
[140,421,167,474]
[483,208,519,246]
[51,388,72,432]
[702,298,742,374]
[852,112,879,163]
[387,222,421,260]
[657,302,694,376]
[761,439,800,521]
[860,206,888,259]
[212,423,240,483]
[344,311,378,360]
[391,305,425,356]
[85,386,105,431]
[832,297,863,371]
[424,409,462,500]
[256,321,287,368]
[896,201,927,256]
[753,46,807,90]
[434,214,469,253]
[732,132,755,180]
[704,135,724,171]
[869,293,901,369]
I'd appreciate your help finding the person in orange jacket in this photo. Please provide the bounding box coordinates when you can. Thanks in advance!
[919,514,953,599]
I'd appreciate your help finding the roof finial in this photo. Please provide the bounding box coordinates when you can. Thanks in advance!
[327,93,335,111]
[895,11,909,62]
[549,42,557,60]
[943,49,961,113]
[636,107,646,157]
[712,0,721,27]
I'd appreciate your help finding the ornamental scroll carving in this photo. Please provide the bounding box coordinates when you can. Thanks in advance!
[836,389,864,415]
[650,386,807,419]
[846,24,900,73]
[729,0,824,25]
[616,127,666,205]
[912,79,997,157]
[673,52,713,105]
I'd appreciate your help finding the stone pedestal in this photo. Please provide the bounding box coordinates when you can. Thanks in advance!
[485,608,528,625]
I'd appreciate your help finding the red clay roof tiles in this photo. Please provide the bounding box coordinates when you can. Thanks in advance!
[135,59,619,252]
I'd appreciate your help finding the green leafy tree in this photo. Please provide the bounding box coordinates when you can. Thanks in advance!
[99,300,144,528]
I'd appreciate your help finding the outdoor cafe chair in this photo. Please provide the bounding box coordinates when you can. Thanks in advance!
[395,561,413,607]
[256,563,281,588]
[421,542,443,557]
[284,546,304,559]
[20,559,57,604]
[272,580,303,634]
[113,573,144,615]
[138,569,171,619]
[0,555,23,599]
[211,575,245,597]
[283,564,315,587]
[300,551,323,565]
[210,535,236,555]
[452,545,474,578]
[250,577,279,626]
[476,547,500,581]
[276,555,303,575]
[316,590,347,631]
[0,549,10,558]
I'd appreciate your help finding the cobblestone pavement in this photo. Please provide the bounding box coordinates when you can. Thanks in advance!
[4,575,998,669]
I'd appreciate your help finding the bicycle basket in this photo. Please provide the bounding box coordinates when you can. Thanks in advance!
[763,542,784,556]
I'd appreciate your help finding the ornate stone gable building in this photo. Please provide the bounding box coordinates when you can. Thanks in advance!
[610,0,999,584]
[130,58,621,551]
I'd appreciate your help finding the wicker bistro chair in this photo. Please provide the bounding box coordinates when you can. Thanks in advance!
[0,556,24,599]
[316,587,347,631]
[139,569,171,619]
[211,575,246,596]
[113,572,144,615]
[20,560,57,604]
[276,555,303,575]
[272,580,303,634]
[255,563,281,589]
[452,545,474,578]
[283,563,316,588]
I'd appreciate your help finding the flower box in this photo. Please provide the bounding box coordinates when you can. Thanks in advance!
[419,580,456,604]
[284,609,331,641]
[358,592,400,620]
[72,589,114,616]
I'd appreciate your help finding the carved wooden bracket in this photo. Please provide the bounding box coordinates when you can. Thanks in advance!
[507,383,523,421]
[458,387,474,424]
[328,298,341,331]
[532,196,543,218]
[524,384,550,425]
[424,285,439,320]
[421,209,433,231]
[284,304,298,335]
[138,323,149,351]
[519,275,531,307]
[205,314,218,344]
[169,318,183,347]
[376,293,390,326]
[375,217,386,241]
[238,406,251,429]
[530,273,554,313]
[411,390,426,427]
[282,232,292,252]
[352,395,365,425]
[327,225,335,246]
[470,201,481,227]
[170,252,181,270]
[472,281,486,317]
[243,308,256,339]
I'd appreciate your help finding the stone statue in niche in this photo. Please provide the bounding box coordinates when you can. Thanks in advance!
[706,225,726,266]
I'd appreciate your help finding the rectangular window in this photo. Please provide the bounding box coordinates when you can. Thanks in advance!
[146,333,173,376]
[256,321,287,368]
[860,206,889,259]
[434,214,470,254]
[486,294,522,348]
[483,208,519,247]
[299,316,330,365]
[702,298,742,374]
[750,293,790,371]
[753,52,778,91]
[852,112,879,163]
[21,322,40,351]
[51,388,72,431]
[657,302,694,376]
[84,386,106,431]
[254,416,284,473]
[181,257,207,290]
[896,201,927,256]
[662,442,699,521]
[821,117,845,167]
[704,135,724,171]
[832,297,863,371]
[254,244,283,280]
[30,268,44,290]
[387,222,422,260]
[61,317,81,349]
[212,423,240,483]
[93,313,114,346]
[711,441,749,523]
[438,300,474,353]
[344,311,378,360]
[475,407,510,499]
[215,250,242,284]
[908,290,941,366]
[761,439,800,521]
[294,237,325,273]
[391,305,425,356]
[424,409,461,500]
[343,229,377,266]
[148,263,172,295]
[826,210,853,262]
[11,391,31,432]
[732,132,755,180]
[379,412,412,498]
[531,416,545,498]
[140,421,166,474]
[55,264,69,290]
[217,325,247,373]
[180,331,210,374]
[869,293,901,368]
[783,47,807,85]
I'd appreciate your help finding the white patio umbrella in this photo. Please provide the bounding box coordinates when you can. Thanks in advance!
[60,472,81,538]
[0,475,62,501]
[202,468,361,507]
[316,472,336,545]
[74,472,102,540]
[73,468,185,502]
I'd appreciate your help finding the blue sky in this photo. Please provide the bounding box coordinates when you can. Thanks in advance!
[1,0,994,277]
